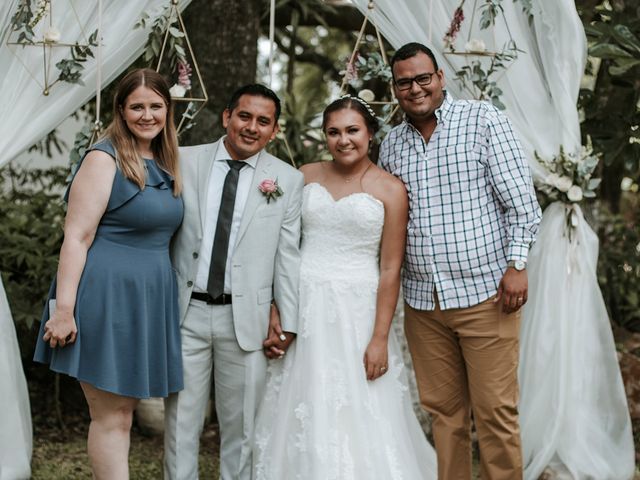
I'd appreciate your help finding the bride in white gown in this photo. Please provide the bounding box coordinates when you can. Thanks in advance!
[254,96,437,480]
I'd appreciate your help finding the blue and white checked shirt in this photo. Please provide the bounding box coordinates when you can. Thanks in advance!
[379,92,541,311]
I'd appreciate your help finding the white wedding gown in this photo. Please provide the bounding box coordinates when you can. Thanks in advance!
[254,183,437,480]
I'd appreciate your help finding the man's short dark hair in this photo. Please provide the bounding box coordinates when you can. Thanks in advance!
[390,42,440,77]
[227,84,281,121]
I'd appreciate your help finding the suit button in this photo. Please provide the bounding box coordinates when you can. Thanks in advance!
[193,252,199,259]
[187,281,193,287]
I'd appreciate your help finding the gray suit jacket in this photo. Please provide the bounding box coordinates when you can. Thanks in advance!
[171,138,303,351]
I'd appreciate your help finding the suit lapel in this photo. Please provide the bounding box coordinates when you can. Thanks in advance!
[197,141,221,231]
[235,151,271,246]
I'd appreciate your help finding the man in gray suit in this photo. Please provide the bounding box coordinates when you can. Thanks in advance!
[164,84,303,480]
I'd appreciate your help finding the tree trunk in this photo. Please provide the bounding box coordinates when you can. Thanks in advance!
[180,0,262,145]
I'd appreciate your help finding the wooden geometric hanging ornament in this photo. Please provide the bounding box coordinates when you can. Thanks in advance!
[339,1,398,125]
[6,0,98,96]
[149,0,208,135]
[441,0,521,107]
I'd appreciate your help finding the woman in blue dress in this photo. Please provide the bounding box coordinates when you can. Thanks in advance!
[34,68,184,479]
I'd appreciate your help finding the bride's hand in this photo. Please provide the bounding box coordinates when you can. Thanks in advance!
[43,310,77,348]
[263,302,295,359]
[363,335,389,381]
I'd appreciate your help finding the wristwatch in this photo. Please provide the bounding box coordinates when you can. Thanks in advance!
[507,260,526,271]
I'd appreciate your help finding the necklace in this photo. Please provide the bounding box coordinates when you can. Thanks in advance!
[341,162,372,183]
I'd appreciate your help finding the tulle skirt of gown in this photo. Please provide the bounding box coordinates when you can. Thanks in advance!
[253,183,437,480]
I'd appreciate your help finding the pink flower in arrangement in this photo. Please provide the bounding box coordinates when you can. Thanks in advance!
[258,178,283,203]
[177,61,192,89]
[344,53,359,82]
[443,7,465,50]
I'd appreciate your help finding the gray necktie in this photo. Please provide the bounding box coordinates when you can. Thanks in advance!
[207,160,245,298]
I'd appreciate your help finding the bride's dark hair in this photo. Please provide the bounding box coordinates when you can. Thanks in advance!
[322,95,379,135]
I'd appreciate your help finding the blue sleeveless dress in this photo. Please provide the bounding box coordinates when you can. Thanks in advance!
[34,140,184,398]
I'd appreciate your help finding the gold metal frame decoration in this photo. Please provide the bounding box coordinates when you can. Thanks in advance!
[441,0,525,109]
[137,0,208,135]
[7,0,98,96]
[339,1,399,126]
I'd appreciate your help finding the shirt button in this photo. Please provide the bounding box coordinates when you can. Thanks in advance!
[192,252,199,259]
[187,281,193,287]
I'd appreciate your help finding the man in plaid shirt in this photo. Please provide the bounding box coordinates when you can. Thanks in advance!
[380,42,541,480]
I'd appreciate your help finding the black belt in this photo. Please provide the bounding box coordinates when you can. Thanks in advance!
[191,292,233,305]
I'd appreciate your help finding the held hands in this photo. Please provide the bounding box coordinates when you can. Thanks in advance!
[494,267,528,313]
[263,302,295,359]
[42,309,77,348]
[363,335,389,381]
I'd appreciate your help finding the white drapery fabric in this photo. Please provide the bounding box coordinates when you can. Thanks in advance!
[0,279,32,480]
[351,1,635,478]
[0,1,191,476]
[0,0,192,168]
[351,0,586,179]
[519,203,634,479]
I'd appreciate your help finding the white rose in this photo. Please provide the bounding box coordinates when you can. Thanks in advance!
[465,39,486,53]
[169,84,186,98]
[554,175,573,192]
[358,89,375,103]
[567,185,583,202]
[44,26,61,43]
[545,173,560,186]
[621,177,633,191]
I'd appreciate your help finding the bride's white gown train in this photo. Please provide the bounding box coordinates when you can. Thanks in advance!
[0,278,32,480]
[254,183,437,480]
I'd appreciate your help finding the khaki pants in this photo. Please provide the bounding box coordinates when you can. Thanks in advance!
[405,296,523,480]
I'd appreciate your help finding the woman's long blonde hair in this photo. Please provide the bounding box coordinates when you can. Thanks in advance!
[104,68,182,195]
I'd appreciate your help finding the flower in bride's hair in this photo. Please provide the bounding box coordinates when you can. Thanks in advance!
[258,178,283,204]
[358,89,375,103]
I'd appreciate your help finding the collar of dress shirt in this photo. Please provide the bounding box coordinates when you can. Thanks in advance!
[434,90,453,122]
[402,90,453,134]
[215,136,259,169]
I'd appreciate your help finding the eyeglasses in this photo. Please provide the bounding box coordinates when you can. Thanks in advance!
[394,72,437,91]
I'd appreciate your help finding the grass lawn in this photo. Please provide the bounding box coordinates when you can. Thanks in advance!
[26,370,639,479]
[31,418,220,479]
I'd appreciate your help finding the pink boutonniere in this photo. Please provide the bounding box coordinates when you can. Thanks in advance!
[258,178,284,203]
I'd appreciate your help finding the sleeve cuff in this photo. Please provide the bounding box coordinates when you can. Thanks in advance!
[507,242,529,262]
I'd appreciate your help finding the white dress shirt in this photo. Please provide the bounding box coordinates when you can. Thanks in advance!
[194,140,259,294]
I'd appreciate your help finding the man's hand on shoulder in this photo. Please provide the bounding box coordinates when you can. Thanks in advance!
[494,267,528,314]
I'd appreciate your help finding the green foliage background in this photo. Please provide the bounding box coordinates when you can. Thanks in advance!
[0,166,67,358]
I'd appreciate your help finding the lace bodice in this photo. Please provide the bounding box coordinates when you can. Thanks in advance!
[300,183,384,281]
